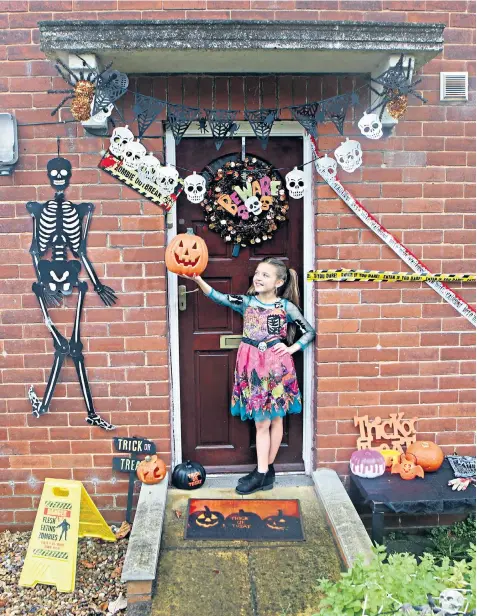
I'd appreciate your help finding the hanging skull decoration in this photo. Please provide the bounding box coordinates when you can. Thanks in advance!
[358,112,383,140]
[184,172,207,204]
[90,101,114,123]
[47,157,72,191]
[334,138,363,173]
[122,140,147,172]
[285,167,305,199]
[157,164,179,196]
[315,155,338,182]
[109,125,134,158]
[438,590,465,615]
[245,195,262,216]
[137,154,161,185]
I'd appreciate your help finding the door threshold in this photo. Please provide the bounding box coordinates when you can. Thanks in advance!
[184,473,314,490]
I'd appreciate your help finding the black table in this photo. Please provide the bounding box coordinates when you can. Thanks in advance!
[349,459,476,544]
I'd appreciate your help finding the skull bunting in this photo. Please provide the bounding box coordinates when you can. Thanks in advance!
[285,167,305,199]
[137,154,161,185]
[358,112,383,140]
[334,138,363,173]
[109,125,134,158]
[184,172,206,204]
[245,195,262,216]
[157,165,179,196]
[121,140,147,172]
[315,155,338,182]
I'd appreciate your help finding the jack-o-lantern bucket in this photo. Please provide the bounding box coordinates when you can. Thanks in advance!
[165,228,208,277]
[136,455,167,485]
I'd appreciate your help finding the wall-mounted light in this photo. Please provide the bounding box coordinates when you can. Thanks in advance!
[0,113,19,176]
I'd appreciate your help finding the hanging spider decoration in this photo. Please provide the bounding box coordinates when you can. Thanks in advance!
[367,54,428,120]
[48,56,114,121]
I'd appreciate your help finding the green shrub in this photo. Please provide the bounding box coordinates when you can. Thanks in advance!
[427,514,476,563]
[314,543,476,616]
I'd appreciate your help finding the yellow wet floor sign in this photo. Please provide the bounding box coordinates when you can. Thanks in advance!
[19,478,116,593]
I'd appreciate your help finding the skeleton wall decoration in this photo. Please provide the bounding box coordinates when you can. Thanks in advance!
[27,157,117,430]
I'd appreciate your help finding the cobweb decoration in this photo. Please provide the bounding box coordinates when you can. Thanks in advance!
[166,103,200,145]
[91,69,129,116]
[205,109,240,150]
[244,108,278,149]
[321,92,358,135]
[289,102,322,138]
[133,93,166,138]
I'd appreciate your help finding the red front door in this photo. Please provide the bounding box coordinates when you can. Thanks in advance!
[176,137,304,473]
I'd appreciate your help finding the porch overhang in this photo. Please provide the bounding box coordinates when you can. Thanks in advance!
[38,19,444,74]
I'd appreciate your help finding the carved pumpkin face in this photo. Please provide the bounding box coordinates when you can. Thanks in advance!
[194,506,223,528]
[264,510,289,531]
[136,455,167,485]
[391,452,425,480]
[165,228,209,277]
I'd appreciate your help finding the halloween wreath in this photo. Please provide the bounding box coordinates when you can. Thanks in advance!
[199,153,288,247]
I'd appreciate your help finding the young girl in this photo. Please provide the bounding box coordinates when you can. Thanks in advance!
[184,257,315,495]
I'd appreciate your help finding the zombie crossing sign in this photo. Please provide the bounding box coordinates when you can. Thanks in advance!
[112,436,156,523]
[19,478,115,593]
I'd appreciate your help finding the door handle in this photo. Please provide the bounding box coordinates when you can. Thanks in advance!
[178,285,187,311]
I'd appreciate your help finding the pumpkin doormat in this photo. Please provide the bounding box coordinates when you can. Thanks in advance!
[184,499,304,541]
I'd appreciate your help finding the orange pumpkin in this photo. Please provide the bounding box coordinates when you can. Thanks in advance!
[407,441,444,472]
[391,452,425,480]
[136,455,167,485]
[165,228,208,277]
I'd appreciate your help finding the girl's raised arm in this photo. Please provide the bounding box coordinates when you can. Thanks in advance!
[186,275,249,315]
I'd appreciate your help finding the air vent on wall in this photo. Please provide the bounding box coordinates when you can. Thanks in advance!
[440,72,469,102]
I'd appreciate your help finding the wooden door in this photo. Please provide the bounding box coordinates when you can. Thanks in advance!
[176,137,304,473]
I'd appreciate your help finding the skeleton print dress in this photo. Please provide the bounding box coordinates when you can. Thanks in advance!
[206,289,316,422]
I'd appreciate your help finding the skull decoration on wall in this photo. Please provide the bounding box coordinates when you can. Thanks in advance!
[90,101,114,123]
[438,590,465,615]
[109,125,134,158]
[315,155,338,182]
[245,195,262,216]
[184,172,207,204]
[285,167,305,199]
[47,157,72,191]
[358,112,383,140]
[157,165,179,196]
[137,154,161,185]
[121,140,147,172]
[334,138,363,173]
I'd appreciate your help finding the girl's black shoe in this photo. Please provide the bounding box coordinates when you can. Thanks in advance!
[238,464,275,484]
[235,469,274,495]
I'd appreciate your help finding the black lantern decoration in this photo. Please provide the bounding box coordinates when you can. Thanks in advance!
[91,68,129,117]
[171,460,206,490]
[26,156,117,431]
[205,108,240,150]
[321,92,358,136]
[133,93,166,138]
[289,102,321,138]
[244,108,279,149]
[368,54,427,120]
[167,103,200,145]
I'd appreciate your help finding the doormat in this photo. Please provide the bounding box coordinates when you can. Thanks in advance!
[184,499,304,541]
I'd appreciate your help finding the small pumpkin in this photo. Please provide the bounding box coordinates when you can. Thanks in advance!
[263,509,290,532]
[171,459,206,490]
[136,455,167,485]
[407,441,444,473]
[391,452,425,480]
[191,505,224,529]
[374,448,401,469]
[165,228,208,277]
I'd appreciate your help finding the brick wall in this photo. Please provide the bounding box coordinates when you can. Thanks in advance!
[0,0,475,530]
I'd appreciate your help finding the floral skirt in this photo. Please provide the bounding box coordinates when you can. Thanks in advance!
[231,342,302,422]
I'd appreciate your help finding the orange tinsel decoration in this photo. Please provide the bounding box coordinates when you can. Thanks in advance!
[386,91,408,120]
[70,80,96,121]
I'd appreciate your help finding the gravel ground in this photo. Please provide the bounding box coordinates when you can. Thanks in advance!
[0,529,128,616]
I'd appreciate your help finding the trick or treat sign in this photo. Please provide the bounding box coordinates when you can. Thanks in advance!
[200,153,289,248]
[354,412,418,453]
[99,126,183,211]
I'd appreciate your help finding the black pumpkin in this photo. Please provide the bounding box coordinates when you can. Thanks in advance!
[171,460,206,490]
[263,509,290,532]
[190,505,224,529]
[225,509,262,532]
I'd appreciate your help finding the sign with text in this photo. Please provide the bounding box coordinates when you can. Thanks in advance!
[113,436,156,455]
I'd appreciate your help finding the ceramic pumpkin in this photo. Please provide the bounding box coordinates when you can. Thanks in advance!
[136,455,167,485]
[191,505,224,529]
[391,452,425,480]
[171,459,206,490]
[407,441,444,472]
[350,449,386,478]
[165,228,208,277]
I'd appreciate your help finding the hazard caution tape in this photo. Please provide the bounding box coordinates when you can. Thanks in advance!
[309,136,477,327]
[308,269,476,283]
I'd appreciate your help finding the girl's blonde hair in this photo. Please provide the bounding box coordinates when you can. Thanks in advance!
[247,257,301,344]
